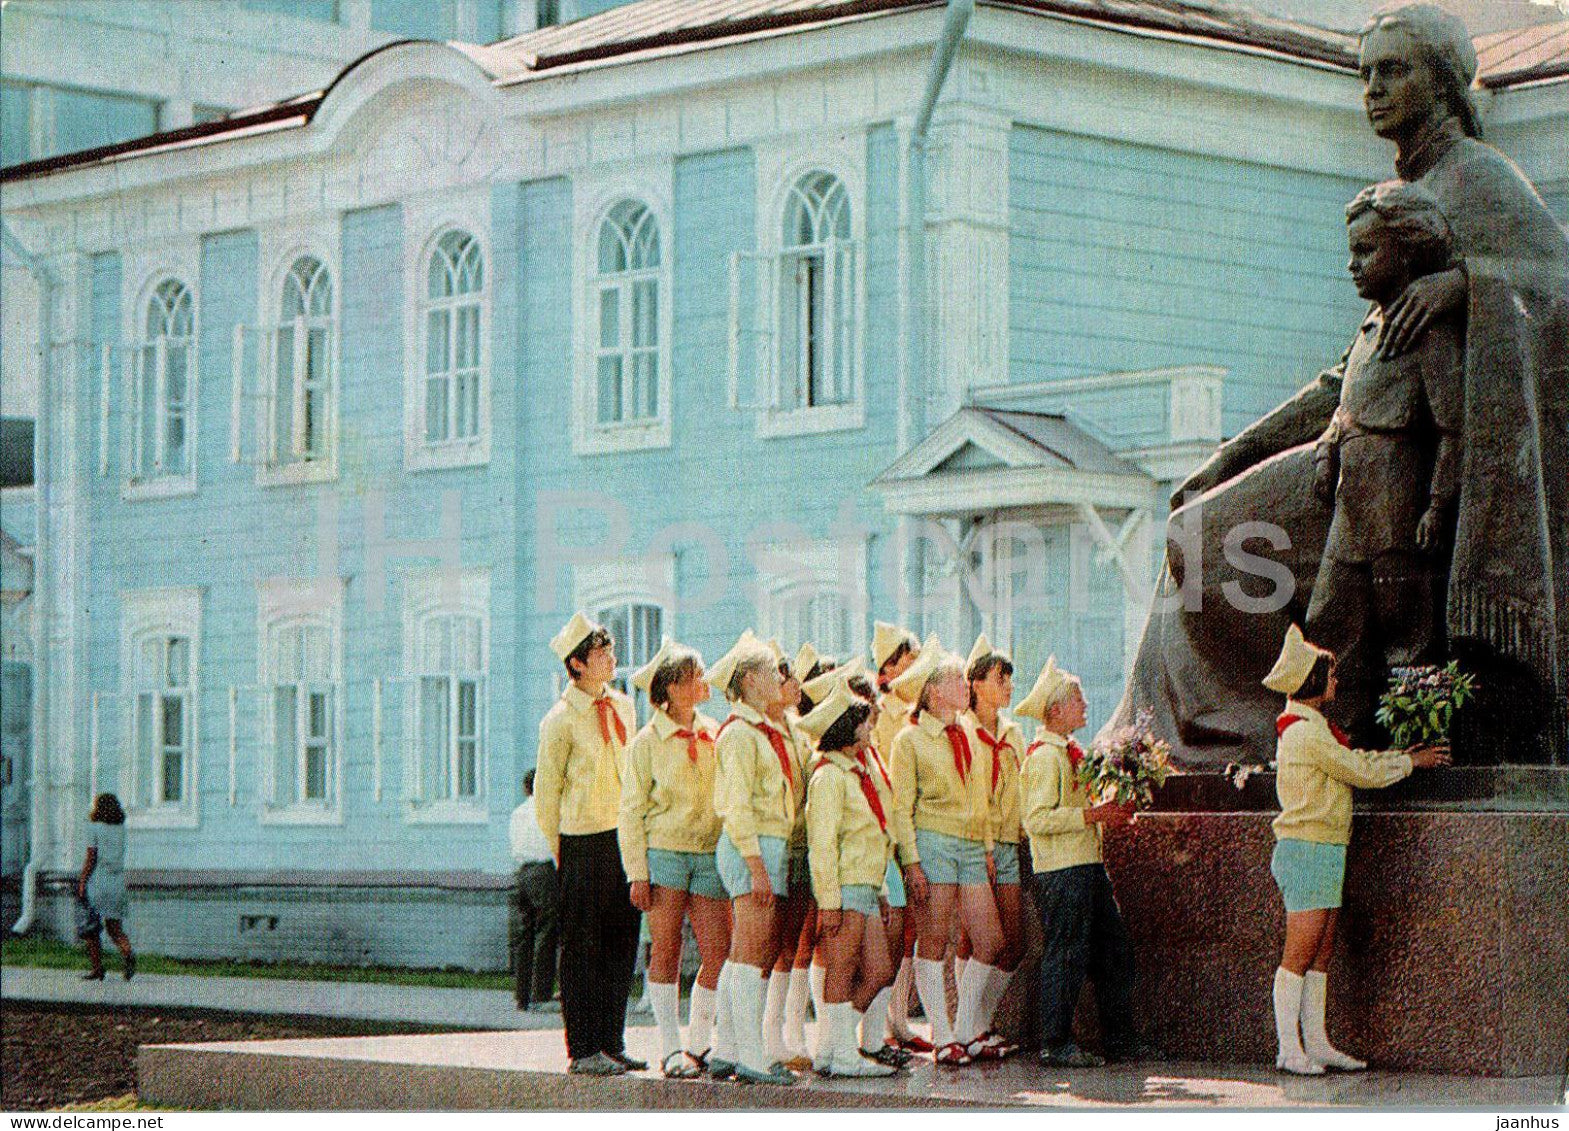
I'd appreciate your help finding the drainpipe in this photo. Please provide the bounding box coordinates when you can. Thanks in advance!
[900,0,972,632]
[3,219,53,937]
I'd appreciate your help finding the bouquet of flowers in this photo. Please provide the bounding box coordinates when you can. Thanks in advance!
[1375,661,1476,749]
[1075,709,1174,809]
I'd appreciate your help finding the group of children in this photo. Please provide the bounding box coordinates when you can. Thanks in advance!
[534,613,1152,1081]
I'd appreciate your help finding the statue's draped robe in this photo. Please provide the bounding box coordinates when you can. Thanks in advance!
[1107,122,1569,766]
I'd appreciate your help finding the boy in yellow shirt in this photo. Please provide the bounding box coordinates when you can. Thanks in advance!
[1018,656,1152,1069]
[1263,625,1448,1074]
[618,638,729,1078]
[535,612,642,1077]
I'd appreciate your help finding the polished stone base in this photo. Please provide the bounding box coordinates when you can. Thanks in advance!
[135,1025,1566,1110]
[1096,770,1569,1077]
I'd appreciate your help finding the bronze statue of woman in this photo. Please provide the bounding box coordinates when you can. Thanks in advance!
[1110,4,1569,766]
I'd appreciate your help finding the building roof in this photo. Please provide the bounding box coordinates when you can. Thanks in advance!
[3,0,1563,183]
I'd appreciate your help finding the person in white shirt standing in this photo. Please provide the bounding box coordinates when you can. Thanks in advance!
[509,770,561,1012]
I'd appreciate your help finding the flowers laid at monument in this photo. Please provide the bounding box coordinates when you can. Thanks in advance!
[1076,709,1174,809]
[1375,661,1477,749]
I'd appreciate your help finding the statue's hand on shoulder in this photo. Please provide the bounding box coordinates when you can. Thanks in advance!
[1378,266,1466,359]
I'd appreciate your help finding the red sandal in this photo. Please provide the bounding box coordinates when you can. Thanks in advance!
[897,1034,935,1054]
[935,1042,973,1068]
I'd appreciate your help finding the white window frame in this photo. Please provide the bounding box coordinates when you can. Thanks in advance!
[402,568,491,825]
[751,535,869,662]
[737,138,867,440]
[120,587,202,829]
[122,273,199,501]
[252,228,342,487]
[574,554,674,725]
[571,166,675,456]
[256,577,346,825]
[404,189,493,473]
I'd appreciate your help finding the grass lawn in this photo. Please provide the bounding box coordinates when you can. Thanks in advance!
[1,934,514,992]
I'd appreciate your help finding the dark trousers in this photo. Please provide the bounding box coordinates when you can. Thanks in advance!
[509,860,559,1008]
[557,830,642,1060]
[1033,863,1136,1054]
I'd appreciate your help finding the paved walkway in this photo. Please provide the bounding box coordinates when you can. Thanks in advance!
[1,965,567,1031]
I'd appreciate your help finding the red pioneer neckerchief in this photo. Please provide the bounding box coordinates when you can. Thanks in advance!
[717,715,794,786]
[594,696,627,746]
[672,726,712,764]
[859,744,892,791]
[1065,739,1085,769]
[851,749,889,832]
[1277,712,1350,746]
[974,725,1008,792]
[944,723,973,782]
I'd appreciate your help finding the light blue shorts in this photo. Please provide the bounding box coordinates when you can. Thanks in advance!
[883,859,907,909]
[914,829,990,887]
[647,848,727,901]
[839,884,879,916]
[716,832,789,899]
[993,842,1021,886]
[1271,837,1346,912]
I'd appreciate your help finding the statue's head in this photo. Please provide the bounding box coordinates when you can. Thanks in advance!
[1345,180,1454,305]
[1359,4,1481,141]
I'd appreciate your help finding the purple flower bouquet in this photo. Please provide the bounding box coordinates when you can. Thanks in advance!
[1375,661,1476,749]
[1075,709,1174,809]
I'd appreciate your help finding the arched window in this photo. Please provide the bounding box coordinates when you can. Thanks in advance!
[593,200,662,426]
[779,172,856,410]
[594,599,663,723]
[424,230,485,445]
[272,256,334,465]
[134,278,194,480]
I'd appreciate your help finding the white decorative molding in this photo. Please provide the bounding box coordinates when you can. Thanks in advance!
[573,554,677,622]
[120,240,202,502]
[750,535,869,660]
[569,158,676,457]
[401,183,494,473]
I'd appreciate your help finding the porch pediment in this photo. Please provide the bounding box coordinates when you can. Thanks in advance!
[871,407,1151,516]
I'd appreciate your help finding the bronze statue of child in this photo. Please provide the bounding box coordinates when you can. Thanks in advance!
[1304,180,1463,737]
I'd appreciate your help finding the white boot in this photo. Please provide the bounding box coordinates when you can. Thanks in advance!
[825,1002,895,1077]
[1301,971,1367,1071]
[1273,967,1325,1075]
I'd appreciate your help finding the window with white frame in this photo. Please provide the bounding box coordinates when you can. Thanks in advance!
[423,230,485,447]
[778,172,857,412]
[593,200,662,427]
[131,278,195,483]
[120,587,201,826]
[404,570,489,819]
[257,579,343,822]
[270,255,335,467]
[594,599,663,722]
[754,536,867,662]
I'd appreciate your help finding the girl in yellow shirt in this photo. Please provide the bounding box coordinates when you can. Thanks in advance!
[618,639,730,1079]
[957,634,1025,1059]
[1262,625,1448,1075]
[799,675,899,1078]
[709,631,798,1087]
[890,646,1005,1067]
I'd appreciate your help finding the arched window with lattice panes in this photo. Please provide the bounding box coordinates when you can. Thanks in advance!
[271,255,334,466]
[592,200,663,426]
[423,230,485,446]
[778,172,857,411]
[132,278,195,481]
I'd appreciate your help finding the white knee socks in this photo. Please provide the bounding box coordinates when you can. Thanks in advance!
[1273,967,1324,1075]
[980,963,1012,1034]
[1301,970,1367,1070]
[887,957,915,1041]
[955,959,993,1045]
[915,954,955,1048]
[687,982,717,1057]
[713,963,737,1064]
[861,986,892,1054]
[729,962,770,1074]
[649,980,682,1060]
[784,967,811,1058]
[764,970,790,1063]
[809,961,829,1056]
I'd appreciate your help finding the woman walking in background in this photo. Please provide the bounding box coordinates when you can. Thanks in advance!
[78,793,134,981]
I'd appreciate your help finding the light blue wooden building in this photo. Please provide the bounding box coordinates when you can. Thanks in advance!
[2,0,1564,968]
